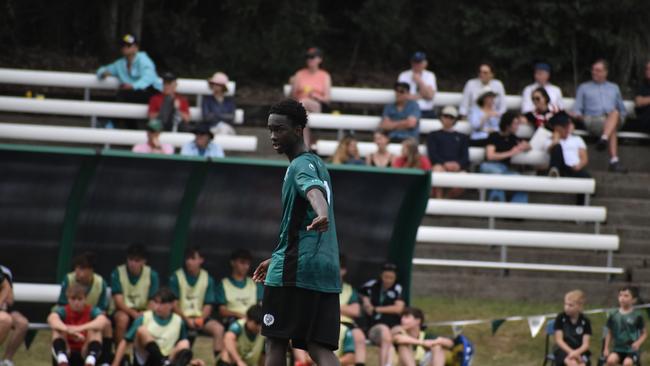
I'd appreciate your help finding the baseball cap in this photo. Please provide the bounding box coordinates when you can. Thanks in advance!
[305,47,322,58]
[441,105,459,118]
[161,72,177,82]
[394,81,410,91]
[146,119,163,132]
[382,262,398,272]
[534,62,552,73]
[193,123,214,139]
[121,34,137,46]
[411,51,427,62]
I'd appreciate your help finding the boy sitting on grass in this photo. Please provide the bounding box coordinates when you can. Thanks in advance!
[391,307,454,366]
[553,290,592,366]
[220,305,265,366]
[604,286,647,366]
[48,283,109,366]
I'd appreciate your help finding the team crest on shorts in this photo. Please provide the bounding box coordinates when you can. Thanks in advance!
[263,314,275,326]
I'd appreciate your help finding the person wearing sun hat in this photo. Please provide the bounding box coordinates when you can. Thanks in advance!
[202,71,237,135]
[180,123,225,158]
[131,119,174,155]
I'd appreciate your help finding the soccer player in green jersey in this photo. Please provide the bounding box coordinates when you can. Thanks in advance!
[253,99,341,366]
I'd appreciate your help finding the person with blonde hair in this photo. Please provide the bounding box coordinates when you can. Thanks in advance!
[332,136,364,165]
[553,290,592,366]
[392,138,432,170]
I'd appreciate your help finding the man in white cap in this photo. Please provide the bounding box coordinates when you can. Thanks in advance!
[202,72,236,135]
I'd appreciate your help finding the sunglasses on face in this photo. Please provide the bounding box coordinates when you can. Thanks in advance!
[306,55,318,59]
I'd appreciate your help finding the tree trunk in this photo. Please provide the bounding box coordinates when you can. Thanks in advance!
[129,0,145,41]
[99,0,119,58]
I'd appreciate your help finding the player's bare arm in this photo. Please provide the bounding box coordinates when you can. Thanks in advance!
[306,188,329,232]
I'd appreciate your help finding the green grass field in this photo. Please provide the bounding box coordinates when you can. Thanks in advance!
[3,296,648,366]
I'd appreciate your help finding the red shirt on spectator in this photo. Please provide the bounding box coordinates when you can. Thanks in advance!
[392,155,432,171]
[147,93,190,115]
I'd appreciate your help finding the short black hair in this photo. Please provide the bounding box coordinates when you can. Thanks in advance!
[269,99,308,128]
[394,81,410,91]
[381,262,398,273]
[184,245,203,260]
[499,111,521,132]
[127,243,148,260]
[619,285,639,299]
[549,111,571,128]
[72,252,96,269]
[402,307,425,323]
[153,287,177,303]
[593,58,609,71]
[246,304,263,324]
[230,248,252,262]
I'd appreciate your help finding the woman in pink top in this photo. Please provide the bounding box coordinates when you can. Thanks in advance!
[392,138,432,170]
[290,47,332,113]
[131,119,174,155]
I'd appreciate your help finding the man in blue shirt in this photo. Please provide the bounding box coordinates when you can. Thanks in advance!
[380,81,421,142]
[572,59,627,172]
[97,34,162,129]
[180,123,225,158]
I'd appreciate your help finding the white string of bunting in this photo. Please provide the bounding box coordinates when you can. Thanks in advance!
[425,303,650,338]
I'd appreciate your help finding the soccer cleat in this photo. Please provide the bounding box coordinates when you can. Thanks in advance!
[84,354,97,366]
[596,138,608,151]
[57,353,70,366]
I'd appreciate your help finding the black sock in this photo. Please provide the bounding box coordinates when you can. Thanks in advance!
[100,337,113,363]
[213,350,221,359]
[53,338,67,355]
[87,340,102,358]
[355,364,365,366]
[145,341,164,365]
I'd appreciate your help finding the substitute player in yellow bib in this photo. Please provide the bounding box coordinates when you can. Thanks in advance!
[215,249,263,327]
[110,243,160,345]
[220,305,265,366]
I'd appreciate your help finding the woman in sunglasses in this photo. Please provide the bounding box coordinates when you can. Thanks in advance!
[524,86,560,130]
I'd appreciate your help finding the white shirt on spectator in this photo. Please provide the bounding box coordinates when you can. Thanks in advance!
[521,82,564,113]
[398,69,437,112]
[543,135,586,167]
[459,78,506,116]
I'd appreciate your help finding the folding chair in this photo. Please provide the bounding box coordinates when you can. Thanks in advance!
[543,319,556,366]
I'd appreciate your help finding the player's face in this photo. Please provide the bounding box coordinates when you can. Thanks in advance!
[268,113,301,154]
[231,258,251,276]
[127,257,146,276]
[74,267,93,285]
[381,270,397,289]
[154,299,173,317]
[185,253,204,274]
[563,298,580,316]
[246,320,262,334]
[400,313,419,329]
[618,290,635,307]
[68,295,86,312]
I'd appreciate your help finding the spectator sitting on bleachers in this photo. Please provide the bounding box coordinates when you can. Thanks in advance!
[290,47,332,114]
[359,263,405,366]
[572,59,626,173]
[132,119,174,155]
[96,34,161,129]
[110,243,160,346]
[221,305,265,366]
[545,112,590,179]
[393,138,432,170]
[215,249,263,327]
[521,62,564,114]
[392,307,454,366]
[332,136,365,165]
[0,265,28,366]
[148,72,191,132]
[553,290,592,366]
[380,82,421,142]
[468,89,501,146]
[626,60,650,134]
[397,51,437,118]
[169,246,224,360]
[459,62,506,118]
[480,111,530,203]
[427,105,469,199]
[49,284,109,366]
[366,130,394,167]
[525,87,560,129]
[202,72,237,135]
[180,123,225,158]
[339,255,366,366]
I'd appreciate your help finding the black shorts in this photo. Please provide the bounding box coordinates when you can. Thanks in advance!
[341,321,357,330]
[261,286,340,351]
[612,351,639,364]
[553,349,590,365]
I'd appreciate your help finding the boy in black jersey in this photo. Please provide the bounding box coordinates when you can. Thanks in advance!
[553,290,591,366]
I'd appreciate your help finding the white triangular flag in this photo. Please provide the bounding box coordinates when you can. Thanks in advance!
[451,324,464,337]
[527,316,546,338]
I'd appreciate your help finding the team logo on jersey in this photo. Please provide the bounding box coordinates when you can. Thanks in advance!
[263,314,275,326]
[386,290,396,299]
[576,326,583,335]
[309,163,315,171]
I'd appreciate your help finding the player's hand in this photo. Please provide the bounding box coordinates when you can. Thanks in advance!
[236,360,247,366]
[186,318,196,329]
[603,349,610,357]
[193,317,205,329]
[253,259,271,283]
[70,331,85,342]
[422,339,436,348]
[306,215,329,232]
[632,341,641,351]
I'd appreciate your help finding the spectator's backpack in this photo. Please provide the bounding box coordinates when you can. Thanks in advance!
[451,335,474,366]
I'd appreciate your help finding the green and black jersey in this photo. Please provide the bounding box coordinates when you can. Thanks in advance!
[265,152,341,293]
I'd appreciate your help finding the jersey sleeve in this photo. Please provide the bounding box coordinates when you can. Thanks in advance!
[348,288,360,305]
[90,307,103,319]
[124,316,144,342]
[110,268,123,295]
[53,306,66,321]
[148,270,160,299]
[214,280,226,306]
[179,321,188,340]
[228,321,243,336]
[256,282,264,303]
[342,328,355,354]
[169,273,180,298]
[606,311,615,330]
[636,313,645,330]
[553,313,563,332]
[583,316,592,335]
[97,279,109,311]
[293,159,327,199]
[57,276,70,305]
[204,275,216,305]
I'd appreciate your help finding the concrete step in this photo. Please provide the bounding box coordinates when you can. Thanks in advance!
[618,239,650,255]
